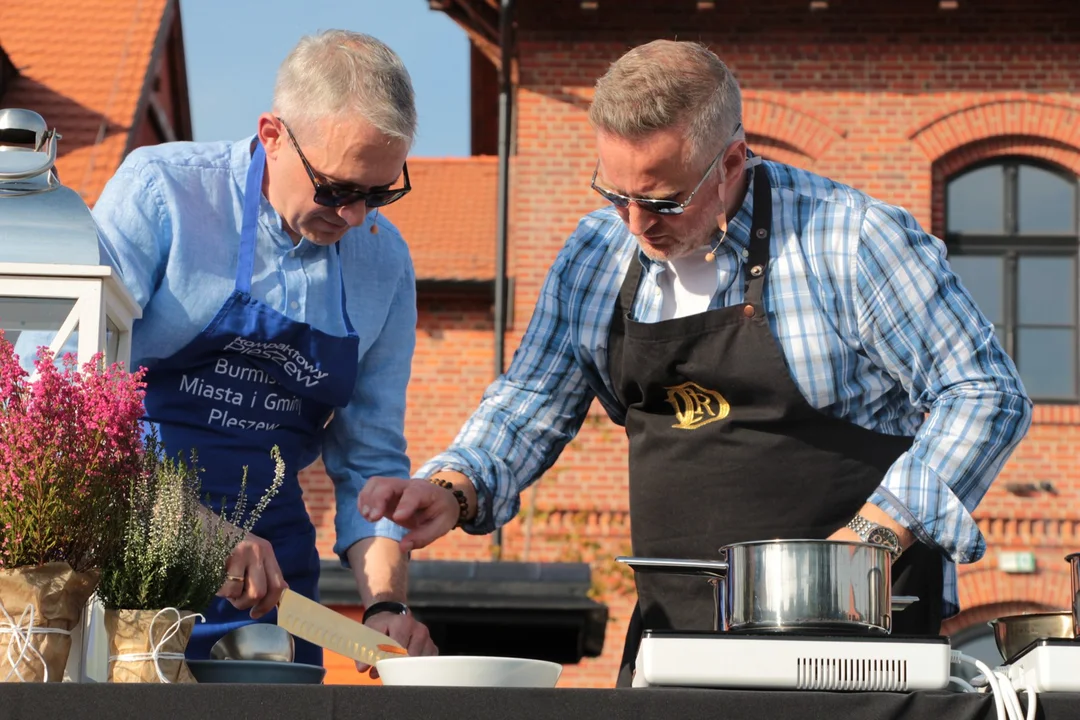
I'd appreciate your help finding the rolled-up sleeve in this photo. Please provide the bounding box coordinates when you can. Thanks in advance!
[856,204,1033,563]
[416,239,597,534]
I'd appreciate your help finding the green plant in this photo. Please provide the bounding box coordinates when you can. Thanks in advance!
[553,512,635,602]
[512,507,637,605]
[96,438,285,611]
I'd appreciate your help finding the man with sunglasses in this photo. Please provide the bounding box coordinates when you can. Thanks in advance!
[91,30,436,670]
[358,39,1031,684]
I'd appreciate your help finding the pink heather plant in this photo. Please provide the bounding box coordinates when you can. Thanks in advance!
[0,332,146,572]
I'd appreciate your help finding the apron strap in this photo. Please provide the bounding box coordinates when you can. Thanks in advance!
[236,142,266,295]
[332,243,356,335]
[743,166,773,306]
[238,143,356,337]
[617,253,645,323]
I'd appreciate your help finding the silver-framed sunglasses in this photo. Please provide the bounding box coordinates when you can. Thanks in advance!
[590,122,743,216]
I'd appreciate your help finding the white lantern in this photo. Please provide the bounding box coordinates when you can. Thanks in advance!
[0,108,143,683]
[0,108,140,372]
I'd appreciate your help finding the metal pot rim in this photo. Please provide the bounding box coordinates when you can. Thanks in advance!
[720,538,891,552]
[988,610,1073,624]
[1065,552,1080,561]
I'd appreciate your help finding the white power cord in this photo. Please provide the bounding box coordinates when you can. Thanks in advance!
[950,651,1037,720]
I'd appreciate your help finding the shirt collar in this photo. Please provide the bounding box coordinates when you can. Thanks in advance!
[229,135,257,194]
[230,135,303,249]
[718,158,759,260]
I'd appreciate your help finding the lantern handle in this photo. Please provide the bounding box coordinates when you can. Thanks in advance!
[0,108,62,183]
[0,128,60,182]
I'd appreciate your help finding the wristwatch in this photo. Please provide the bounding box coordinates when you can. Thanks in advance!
[362,600,410,624]
[846,515,902,562]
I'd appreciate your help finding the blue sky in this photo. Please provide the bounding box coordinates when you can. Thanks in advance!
[179,0,470,157]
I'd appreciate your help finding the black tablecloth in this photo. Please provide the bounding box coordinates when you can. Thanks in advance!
[0,686,1076,720]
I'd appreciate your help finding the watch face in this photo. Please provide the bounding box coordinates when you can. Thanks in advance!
[866,527,899,552]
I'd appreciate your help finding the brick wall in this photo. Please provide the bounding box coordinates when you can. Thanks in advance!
[302,293,500,561]
[301,0,1080,688]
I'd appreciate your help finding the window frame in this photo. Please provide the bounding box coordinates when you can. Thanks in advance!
[944,157,1080,404]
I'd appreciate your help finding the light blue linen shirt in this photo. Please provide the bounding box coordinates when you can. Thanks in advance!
[91,136,413,562]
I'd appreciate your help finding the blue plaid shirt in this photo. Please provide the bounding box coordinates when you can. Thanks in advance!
[419,159,1032,616]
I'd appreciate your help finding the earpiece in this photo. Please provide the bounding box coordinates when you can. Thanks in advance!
[705,224,726,262]
[706,171,729,263]
[370,208,380,234]
[705,203,728,263]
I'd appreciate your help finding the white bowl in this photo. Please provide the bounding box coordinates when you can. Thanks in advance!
[374,655,563,688]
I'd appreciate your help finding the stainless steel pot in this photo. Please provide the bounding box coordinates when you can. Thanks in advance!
[1066,552,1080,633]
[618,539,915,635]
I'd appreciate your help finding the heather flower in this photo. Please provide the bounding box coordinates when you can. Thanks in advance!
[96,436,285,612]
[0,333,145,572]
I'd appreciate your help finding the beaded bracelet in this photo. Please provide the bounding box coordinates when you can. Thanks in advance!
[429,476,468,528]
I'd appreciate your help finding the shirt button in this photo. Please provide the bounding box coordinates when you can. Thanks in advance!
[290,301,299,310]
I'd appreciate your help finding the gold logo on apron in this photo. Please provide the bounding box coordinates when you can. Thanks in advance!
[664,382,730,430]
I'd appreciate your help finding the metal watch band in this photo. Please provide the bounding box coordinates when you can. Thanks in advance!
[847,515,901,561]
[846,514,875,539]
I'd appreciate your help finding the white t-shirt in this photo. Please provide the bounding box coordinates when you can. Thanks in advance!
[659,246,720,321]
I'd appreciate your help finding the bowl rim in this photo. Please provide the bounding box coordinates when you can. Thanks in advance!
[186,659,325,670]
[184,658,328,684]
[988,610,1074,624]
[373,655,563,670]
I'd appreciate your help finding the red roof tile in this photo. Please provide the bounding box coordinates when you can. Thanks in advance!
[381,156,498,282]
[0,0,169,205]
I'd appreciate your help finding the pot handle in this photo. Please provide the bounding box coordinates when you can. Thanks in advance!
[890,595,919,611]
[615,556,729,578]
[714,575,727,633]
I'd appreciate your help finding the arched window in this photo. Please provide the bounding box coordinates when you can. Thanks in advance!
[945,159,1079,402]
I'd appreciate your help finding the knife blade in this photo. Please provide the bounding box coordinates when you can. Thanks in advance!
[276,588,408,666]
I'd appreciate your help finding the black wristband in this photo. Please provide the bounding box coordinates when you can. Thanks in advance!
[362,600,410,624]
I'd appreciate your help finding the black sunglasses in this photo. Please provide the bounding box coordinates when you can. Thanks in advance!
[277,117,411,209]
[590,123,742,216]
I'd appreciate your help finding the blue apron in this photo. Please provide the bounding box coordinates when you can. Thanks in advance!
[141,143,359,666]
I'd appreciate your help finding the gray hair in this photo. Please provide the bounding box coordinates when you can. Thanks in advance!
[588,40,742,165]
[272,30,417,146]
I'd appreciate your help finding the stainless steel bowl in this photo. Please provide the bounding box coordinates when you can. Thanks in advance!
[989,611,1075,662]
[210,623,295,662]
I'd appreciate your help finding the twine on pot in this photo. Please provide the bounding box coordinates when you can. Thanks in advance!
[0,602,71,682]
[108,608,205,683]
